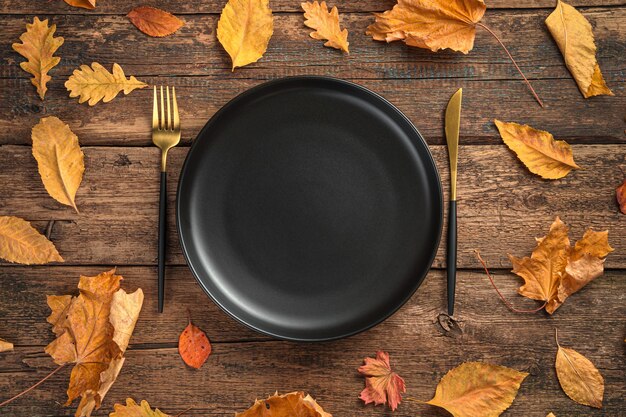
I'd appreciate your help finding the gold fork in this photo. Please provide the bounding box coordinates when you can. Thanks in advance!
[153,86,181,313]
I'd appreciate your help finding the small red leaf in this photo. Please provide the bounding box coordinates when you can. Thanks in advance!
[358,351,405,411]
[617,179,626,214]
[127,6,184,37]
[178,315,211,369]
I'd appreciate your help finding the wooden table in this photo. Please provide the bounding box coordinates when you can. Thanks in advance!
[1,1,624,416]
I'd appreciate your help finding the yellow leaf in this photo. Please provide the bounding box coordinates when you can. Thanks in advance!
[425,362,528,417]
[0,216,63,264]
[110,398,170,417]
[301,1,349,53]
[65,0,96,9]
[366,0,486,53]
[495,120,580,179]
[12,17,64,100]
[0,338,13,353]
[555,331,604,408]
[32,116,85,212]
[236,392,330,417]
[217,0,274,70]
[546,0,613,98]
[547,414,556,417]
[65,62,148,106]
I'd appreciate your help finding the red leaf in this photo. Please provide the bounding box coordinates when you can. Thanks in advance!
[617,179,626,214]
[178,315,211,369]
[127,6,184,37]
[358,351,406,411]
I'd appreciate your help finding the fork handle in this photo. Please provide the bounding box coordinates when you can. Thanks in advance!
[158,171,167,313]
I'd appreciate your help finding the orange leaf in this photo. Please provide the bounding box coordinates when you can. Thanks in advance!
[236,392,331,417]
[0,216,63,264]
[358,351,405,411]
[178,315,211,369]
[127,6,184,38]
[301,1,349,53]
[616,179,626,214]
[0,338,13,353]
[65,0,96,9]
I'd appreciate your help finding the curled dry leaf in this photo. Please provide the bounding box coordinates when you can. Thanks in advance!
[110,398,170,417]
[0,216,63,264]
[616,179,626,214]
[65,0,96,9]
[217,0,274,70]
[178,313,211,369]
[301,1,349,53]
[32,116,84,212]
[546,1,613,98]
[358,351,405,411]
[236,392,331,417]
[495,120,580,179]
[65,62,148,106]
[12,17,64,100]
[424,362,528,417]
[555,330,604,408]
[510,217,613,314]
[127,6,184,38]
[0,338,13,353]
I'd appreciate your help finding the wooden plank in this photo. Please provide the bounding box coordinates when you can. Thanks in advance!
[0,145,624,268]
[0,266,624,416]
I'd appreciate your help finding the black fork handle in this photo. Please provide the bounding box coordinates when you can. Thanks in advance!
[158,171,167,313]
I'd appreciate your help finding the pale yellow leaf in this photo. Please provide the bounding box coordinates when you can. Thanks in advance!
[302,1,349,53]
[547,413,556,417]
[110,398,170,417]
[0,338,13,352]
[0,216,63,264]
[110,289,144,353]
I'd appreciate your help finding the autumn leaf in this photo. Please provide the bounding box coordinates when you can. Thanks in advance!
[555,330,604,408]
[423,362,528,417]
[0,216,63,264]
[65,62,148,106]
[236,392,331,417]
[301,1,349,53]
[0,338,13,353]
[32,116,84,212]
[127,6,184,38]
[110,398,170,417]
[12,17,64,100]
[65,0,96,9]
[616,179,626,214]
[178,313,211,369]
[547,413,556,417]
[217,0,274,70]
[358,351,405,411]
[495,120,580,179]
[546,1,613,98]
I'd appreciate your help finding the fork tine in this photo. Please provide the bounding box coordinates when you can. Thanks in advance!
[172,87,180,130]
[159,86,165,130]
[166,86,171,131]
[152,86,159,130]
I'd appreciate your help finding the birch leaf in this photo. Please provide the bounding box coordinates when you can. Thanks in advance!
[0,338,13,352]
[178,314,211,369]
[12,17,64,100]
[32,116,84,212]
[0,216,63,264]
[65,62,148,106]
[616,179,626,214]
[217,0,274,70]
[65,0,96,9]
[127,6,184,37]
[110,398,170,417]
[301,1,349,53]
[546,0,613,98]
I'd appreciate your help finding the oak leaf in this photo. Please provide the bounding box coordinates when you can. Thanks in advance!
[424,362,528,417]
[65,0,96,9]
[217,0,274,70]
[127,7,184,38]
[616,179,626,214]
[546,1,613,98]
[301,1,349,53]
[358,351,405,411]
[555,331,604,408]
[32,116,84,212]
[0,216,63,264]
[12,17,64,100]
[236,392,331,417]
[178,314,211,369]
[65,62,148,106]
[110,398,170,417]
[0,338,13,352]
[495,120,580,179]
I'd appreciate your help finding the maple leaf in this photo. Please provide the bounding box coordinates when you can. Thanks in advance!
[65,62,148,106]
[358,351,405,411]
[236,392,331,417]
[217,0,274,70]
[0,338,13,353]
[127,6,184,38]
[178,313,211,369]
[546,1,613,98]
[65,0,96,9]
[12,17,64,100]
[616,179,626,214]
[495,120,580,179]
[110,398,170,417]
[424,362,528,417]
[555,330,604,408]
[301,1,349,53]
[32,116,85,212]
[0,216,63,264]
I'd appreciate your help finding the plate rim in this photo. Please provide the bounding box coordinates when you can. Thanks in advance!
[176,75,443,342]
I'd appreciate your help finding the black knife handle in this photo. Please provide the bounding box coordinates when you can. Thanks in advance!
[447,200,457,316]
[158,171,167,313]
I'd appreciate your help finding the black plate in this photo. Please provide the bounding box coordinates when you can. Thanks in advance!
[177,77,443,341]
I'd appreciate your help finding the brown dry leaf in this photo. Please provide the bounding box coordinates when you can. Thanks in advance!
[555,331,604,408]
[32,116,84,212]
[546,1,613,98]
[424,362,528,417]
[301,1,349,53]
[236,392,331,417]
[495,120,580,179]
[110,398,170,417]
[65,62,148,106]
[178,314,211,369]
[127,6,184,37]
[510,217,613,314]
[0,216,63,264]
[65,0,96,9]
[616,179,626,214]
[0,338,13,352]
[12,17,64,100]
[358,351,405,411]
[217,0,274,70]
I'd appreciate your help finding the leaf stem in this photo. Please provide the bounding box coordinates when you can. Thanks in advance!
[476,22,544,108]
[174,406,194,417]
[474,250,547,313]
[0,363,66,408]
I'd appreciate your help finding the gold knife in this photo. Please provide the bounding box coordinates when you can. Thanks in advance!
[445,88,462,315]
